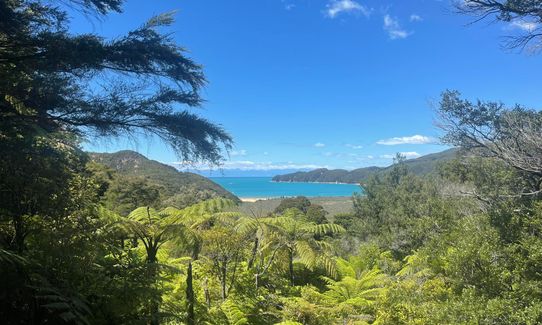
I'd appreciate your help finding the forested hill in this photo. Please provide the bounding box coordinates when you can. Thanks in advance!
[272,148,458,184]
[90,150,239,202]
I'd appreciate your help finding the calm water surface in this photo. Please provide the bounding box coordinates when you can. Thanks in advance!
[210,177,362,198]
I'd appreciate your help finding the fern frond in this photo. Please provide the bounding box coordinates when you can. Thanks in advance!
[0,249,28,266]
[221,299,248,325]
[295,241,317,270]
[318,254,338,278]
[304,223,345,235]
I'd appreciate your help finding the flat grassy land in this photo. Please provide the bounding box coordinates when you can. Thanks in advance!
[239,196,354,219]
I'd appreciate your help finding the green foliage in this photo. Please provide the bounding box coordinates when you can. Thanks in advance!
[1,0,232,164]
[3,3,542,323]
[352,164,464,257]
[92,150,239,207]
[274,196,312,214]
[105,176,163,216]
[4,142,542,325]
[306,204,328,224]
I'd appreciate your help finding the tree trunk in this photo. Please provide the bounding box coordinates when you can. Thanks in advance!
[288,249,295,286]
[221,263,227,301]
[248,237,258,268]
[147,249,159,325]
[203,278,211,307]
[13,214,25,253]
[186,261,195,325]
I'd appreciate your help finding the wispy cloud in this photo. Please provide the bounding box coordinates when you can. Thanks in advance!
[383,14,410,39]
[314,142,326,148]
[510,20,539,32]
[377,135,436,145]
[325,0,370,18]
[345,143,363,149]
[230,149,247,156]
[172,160,329,171]
[282,0,295,11]
[380,151,421,159]
[410,14,422,22]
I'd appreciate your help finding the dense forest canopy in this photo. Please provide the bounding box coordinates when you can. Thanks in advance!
[1,0,542,324]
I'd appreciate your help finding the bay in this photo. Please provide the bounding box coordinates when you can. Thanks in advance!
[210,177,362,199]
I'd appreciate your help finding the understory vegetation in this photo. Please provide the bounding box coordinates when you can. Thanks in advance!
[2,0,542,324]
[3,143,542,324]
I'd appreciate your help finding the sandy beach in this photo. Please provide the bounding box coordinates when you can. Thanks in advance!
[240,197,273,202]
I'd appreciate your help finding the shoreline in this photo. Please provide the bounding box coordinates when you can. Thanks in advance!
[208,176,359,185]
[270,180,360,185]
[240,197,271,202]
[240,195,353,203]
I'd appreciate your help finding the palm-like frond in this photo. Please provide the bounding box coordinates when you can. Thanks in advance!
[318,254,338,279]
[335,258,356,278]
[295,241,318,270]
[0,249,28,267]
[221,299,249,325]
[234,216,261,235]
[37,286,92,325]
[127,206,159,224]
[396,253,433,278]
[303,223,345,235]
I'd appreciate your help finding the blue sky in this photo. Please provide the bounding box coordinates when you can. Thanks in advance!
[80,0,542,175]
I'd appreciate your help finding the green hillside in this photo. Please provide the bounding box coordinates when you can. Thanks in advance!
[90,150,239,202]
[272,148,459,184]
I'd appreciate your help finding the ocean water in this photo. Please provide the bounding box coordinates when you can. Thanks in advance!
[210,177,362,198]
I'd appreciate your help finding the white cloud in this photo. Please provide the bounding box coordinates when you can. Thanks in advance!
[510,20,539,32]
[285,4,295,10]
[346,143,363,149]
[263,151,269,156]
[325,0,370,18]
[380,152,421,159]
[377,135,436,145]
[281,0,295,10]
[410,14,422,22]
[172,160,329,171]
[383,14,410,39]
[230,149,248,156]
[314,142,326,148]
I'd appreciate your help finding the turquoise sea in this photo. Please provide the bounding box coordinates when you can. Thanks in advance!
[210,177,362,198]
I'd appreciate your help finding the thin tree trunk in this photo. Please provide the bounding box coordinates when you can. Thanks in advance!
[13,214,25,253]
[221,263,227,301]
[203,278,211,307]
[147,249,159,325]
[248,237,258,268]
[288,249,295,286]
[186,261,195,325]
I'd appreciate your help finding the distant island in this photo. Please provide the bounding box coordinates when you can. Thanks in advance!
[272,148,458,184]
